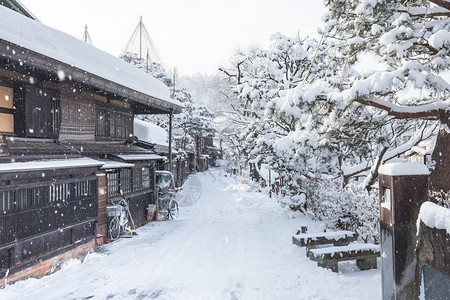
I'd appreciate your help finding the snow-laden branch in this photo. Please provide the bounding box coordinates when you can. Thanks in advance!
[396,5,450,17]
[355,96,447,119]
[342,122,438,178]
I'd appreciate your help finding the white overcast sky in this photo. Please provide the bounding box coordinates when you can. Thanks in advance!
[20,0,325,76]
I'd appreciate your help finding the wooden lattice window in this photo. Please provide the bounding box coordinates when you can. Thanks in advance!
[0,190,14,213]
[107,172,120,197]
[120,168,132,193]
[133,167,143,191]
[95,103,133,140]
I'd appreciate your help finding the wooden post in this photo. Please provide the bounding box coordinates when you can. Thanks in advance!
[378,162,429,300]
[168,109,173,173]
[0,134,10,162]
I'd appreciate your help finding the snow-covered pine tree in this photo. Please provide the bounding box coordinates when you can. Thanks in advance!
[121,51,216,157]
[322,0,449,204]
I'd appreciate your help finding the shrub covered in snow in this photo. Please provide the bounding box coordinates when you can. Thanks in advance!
[304,179,380,243]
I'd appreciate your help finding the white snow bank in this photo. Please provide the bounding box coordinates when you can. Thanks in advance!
[0,158,102,172]
[419,201,450,234]
[378,162,429,176]
[133,119,168,146]
[0,5,179,106]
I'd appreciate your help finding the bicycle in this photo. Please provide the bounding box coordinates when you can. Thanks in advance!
[108,190,135,240]
[156,187,179,220]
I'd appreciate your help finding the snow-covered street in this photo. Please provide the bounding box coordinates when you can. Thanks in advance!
[1,168,381,299]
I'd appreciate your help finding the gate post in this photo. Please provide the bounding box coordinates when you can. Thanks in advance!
[378,162,429,299]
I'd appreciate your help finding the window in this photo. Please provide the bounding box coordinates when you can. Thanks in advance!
[17,189,29,211]
[0,85,14,133]
[0,191,14,213]
[142,167,150,189]
[120,168,132,193]
[132,167,151,191]
[107,172,120,197]
[73,180,94,199]
[95,104,132,140]
[31,186,45,207]
[107,169,132,196]
[49,183,70,202]
[109,167,151,197]
[381,187,391,210]
[133,167,143,191]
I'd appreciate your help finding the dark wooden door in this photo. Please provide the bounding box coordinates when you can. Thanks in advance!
[25,86,59,138]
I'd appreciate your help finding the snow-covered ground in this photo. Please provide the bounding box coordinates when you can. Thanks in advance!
[1,168,381,299]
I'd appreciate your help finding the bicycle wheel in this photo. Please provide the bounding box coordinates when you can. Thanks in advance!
[109,217,120,240]
[168,199,179,219]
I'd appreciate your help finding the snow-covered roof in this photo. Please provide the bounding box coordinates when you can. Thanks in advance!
[0,157,103,172]
[0,5,182,111]
[116,154,167,161]
[378,162,429,176]
[134,119,168,146]
[100,160,135,169]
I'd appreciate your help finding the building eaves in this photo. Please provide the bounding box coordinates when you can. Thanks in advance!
[0,5,183,114]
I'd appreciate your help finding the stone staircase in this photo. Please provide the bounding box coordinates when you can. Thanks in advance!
[292,227,380,273]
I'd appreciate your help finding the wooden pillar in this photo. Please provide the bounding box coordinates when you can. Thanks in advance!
[97,173,108,237]
[0,134,10,162]
[378,162,429,300]
[168,110,173,173]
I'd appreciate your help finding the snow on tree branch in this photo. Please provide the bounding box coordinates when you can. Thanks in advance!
[354,96,447,119]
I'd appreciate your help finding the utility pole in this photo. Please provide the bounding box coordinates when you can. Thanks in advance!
[139,16,142,59]
[171,68,177,98]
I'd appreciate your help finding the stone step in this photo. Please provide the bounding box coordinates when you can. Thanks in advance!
[292,230,357,248]
[307,242,380,272]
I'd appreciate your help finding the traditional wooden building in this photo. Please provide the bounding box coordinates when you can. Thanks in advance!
[0,4,182,285]
[134,118,190,187]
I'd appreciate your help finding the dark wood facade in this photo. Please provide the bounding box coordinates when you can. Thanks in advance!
[0,163,99,278]
[0,4,182,283]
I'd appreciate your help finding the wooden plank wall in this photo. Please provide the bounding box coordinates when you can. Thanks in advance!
[59,83,95,141]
